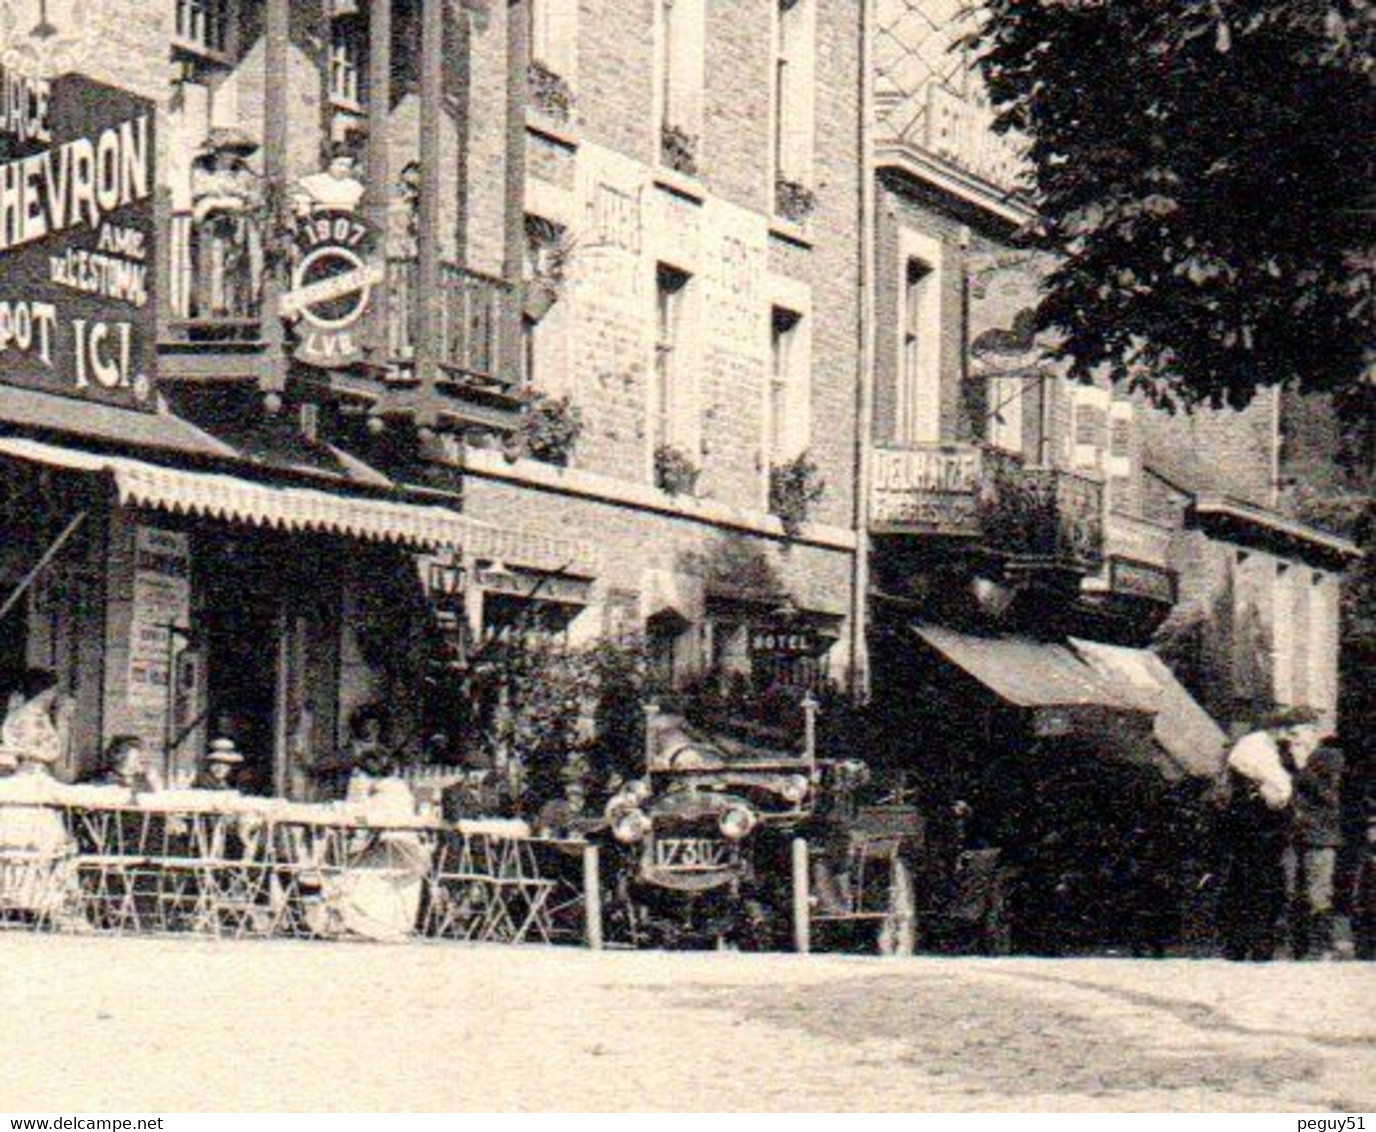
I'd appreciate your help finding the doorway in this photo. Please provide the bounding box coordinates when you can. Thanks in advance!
[198,537,282,795]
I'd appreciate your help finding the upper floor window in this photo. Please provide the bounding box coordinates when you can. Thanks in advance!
[897,241,942,445]
[529,0,578,121]
[657,0,705,175]
[769,307,809,465]
[1107,400,1135,511]
[773,0,816,214]
[1070,385,1109,474]
[327,17,367,111]
[653,263,699,459]
[174,0,232,59]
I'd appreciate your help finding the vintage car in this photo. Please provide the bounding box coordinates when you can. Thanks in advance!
[598,699,921,953]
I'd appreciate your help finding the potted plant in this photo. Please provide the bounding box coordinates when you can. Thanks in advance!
[775,177,817,224]
[515,391,584,466]
[654,443,701,496]
[768,452,826,539]
[524,218,576,322]
[660,124,699,177]
[527,59,575,123]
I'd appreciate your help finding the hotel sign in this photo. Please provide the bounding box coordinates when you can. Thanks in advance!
[925,84,1025,196]
[0,70,156,409]
[870,443,983,536]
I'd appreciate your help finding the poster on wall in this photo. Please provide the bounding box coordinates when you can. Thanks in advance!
[126,526,191,763]
[0,69,157,408]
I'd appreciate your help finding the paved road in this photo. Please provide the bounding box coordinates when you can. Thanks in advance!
[1,935,1372,1112]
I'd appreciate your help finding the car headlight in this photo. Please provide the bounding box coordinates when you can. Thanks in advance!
[719,805,757,841]
[780,775,810,804]
[613,808,651,844]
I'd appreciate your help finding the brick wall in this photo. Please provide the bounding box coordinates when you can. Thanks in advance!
[519,0,863,529]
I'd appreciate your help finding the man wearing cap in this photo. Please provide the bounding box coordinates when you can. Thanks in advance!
[193,739,244,792]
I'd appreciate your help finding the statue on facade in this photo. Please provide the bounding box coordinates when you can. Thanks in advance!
[190,127,263,319]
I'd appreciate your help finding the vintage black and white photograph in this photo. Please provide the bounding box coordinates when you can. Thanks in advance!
[0,0,1371,1116]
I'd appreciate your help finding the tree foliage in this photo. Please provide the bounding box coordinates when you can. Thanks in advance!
[969,0,1375,410]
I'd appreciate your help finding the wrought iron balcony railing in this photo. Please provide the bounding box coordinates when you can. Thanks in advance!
[162,214,513,391]
[385,258,511,388]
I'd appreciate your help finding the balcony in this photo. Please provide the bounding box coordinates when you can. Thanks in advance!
[159,210,275,383]
[159,213,516,407]
[385,258,512,392]
[1090,510,1178,605]
[870,441,1105,573]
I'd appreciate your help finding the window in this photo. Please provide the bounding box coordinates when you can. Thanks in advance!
[769,307,808,465]
[529,0,577,83]
[174,0,231,58]
[329,18,366,110]
[528,0,578,120]
[1107,400,1135,512]
[657,0,705,171]
[896,235,942,444]
[1070,385,1109,473]
[654,264,697,455]
[773,0,815,194]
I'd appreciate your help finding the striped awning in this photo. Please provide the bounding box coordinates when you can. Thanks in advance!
[0,435,598,575]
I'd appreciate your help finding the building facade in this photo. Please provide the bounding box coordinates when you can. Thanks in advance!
[0,0,869,795]
[863,0,1359,950]
[868,0,1355,739]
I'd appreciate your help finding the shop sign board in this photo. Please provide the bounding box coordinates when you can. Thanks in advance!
[748,626,822,659]
[127,526,192,757]
[282,209,382,368]
[0,70,157,408]
[870,443,983,535]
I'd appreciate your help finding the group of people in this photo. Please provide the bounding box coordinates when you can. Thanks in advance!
[1220,710,1349,961]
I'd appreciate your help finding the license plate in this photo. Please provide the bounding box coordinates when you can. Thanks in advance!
[653,837,732,870]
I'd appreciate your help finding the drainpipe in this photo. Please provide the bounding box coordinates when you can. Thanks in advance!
[849,0,876,703]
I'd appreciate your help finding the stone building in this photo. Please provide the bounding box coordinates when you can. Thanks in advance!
[0,0,869,794]
[863,0,1359,949]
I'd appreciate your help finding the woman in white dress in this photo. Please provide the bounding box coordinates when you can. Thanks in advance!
[0,670,78,924]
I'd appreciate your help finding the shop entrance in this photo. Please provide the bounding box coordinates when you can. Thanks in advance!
[199,538,282,795]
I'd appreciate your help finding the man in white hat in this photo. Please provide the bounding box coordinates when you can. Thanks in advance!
[193,738,245,792]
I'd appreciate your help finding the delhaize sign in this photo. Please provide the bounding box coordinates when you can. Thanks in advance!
[0,69,157,409]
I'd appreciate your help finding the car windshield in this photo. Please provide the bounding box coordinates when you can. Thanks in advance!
[648,714,805,771]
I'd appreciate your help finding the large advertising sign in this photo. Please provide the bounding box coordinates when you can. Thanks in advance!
[0,69,157,409]
[870,443,984,536]
[282,209,381,368]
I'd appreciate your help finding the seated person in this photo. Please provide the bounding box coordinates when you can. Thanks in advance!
[307,704,390,801]
[536,769,594,840]
[192,738,244,792]
[87,736,161,794]
[0,669,79,922]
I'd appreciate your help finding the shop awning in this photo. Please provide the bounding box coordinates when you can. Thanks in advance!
[1069,638,1227,779]
[0,436,599,574]
[0,386,234,458]
[912,624,1134,711]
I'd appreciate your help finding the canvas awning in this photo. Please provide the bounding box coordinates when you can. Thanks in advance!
[912,624,1134,712]
[0,435,599,575]
[1070,638,1227,779]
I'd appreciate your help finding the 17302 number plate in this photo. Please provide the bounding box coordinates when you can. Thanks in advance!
[653,837,733,870]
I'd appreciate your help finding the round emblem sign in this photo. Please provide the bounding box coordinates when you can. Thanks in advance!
[282,210,381,368]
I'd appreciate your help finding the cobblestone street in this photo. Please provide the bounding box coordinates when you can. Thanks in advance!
[2,935,1372,1112]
